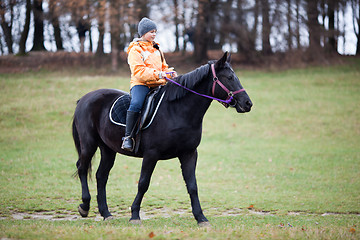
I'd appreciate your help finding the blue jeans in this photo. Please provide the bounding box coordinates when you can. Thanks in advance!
[128,85,150,112]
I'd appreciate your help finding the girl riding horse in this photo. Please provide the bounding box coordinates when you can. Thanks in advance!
[123,17,177,151]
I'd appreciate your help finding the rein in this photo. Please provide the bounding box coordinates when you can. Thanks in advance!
[165,64,245,106]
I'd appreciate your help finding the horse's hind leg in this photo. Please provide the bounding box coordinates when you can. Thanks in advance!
[130,156,158,224]
[179,150,209,226]
[96,144,116,220]
[77,159,90,217]
[77,144,97,217]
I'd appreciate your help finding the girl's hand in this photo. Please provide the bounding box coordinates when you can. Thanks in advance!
[159,71,167,79]
[170,71,178,78]
[166,68,177,78]
[159,70,177,79]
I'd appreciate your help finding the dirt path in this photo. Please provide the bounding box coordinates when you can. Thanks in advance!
[2,208,359,221]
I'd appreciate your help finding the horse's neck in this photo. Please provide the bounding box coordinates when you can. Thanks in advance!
[169,77,213,125]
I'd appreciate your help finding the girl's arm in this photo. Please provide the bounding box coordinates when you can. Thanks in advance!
[128,47,162,82]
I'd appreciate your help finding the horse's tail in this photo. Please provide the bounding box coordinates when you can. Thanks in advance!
[72,111,92,179]
[72,118,82,178]
[72,118,81,160]
[72,101,82,160]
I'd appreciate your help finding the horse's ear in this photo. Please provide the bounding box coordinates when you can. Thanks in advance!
[227,52,231,63]
[215,51,228,69]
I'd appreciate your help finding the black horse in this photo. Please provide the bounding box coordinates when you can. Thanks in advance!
[72,52,252,226]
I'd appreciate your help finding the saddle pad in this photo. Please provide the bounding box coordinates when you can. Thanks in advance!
[109,89,166,129]
[109,94,130,126]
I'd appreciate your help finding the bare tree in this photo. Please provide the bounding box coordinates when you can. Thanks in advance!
[329,0,337,52]
[110,0,124,71]
[95,0,106,56]
[182,0,196,54]
[31,0,46,51]
[352,0,360,55]
[233,0,259,60]
[286,0,293,51]
[248,0,260,55]
[207,0,223,50]
[193,0,209,62]
[173,0,180,52]
[18,0,31,55]
[295,0,302,49]
[48,0,63,51]
[320,0,338,53]
[261,0,272,55]
[134,0,149,20]
[306,0,322,58]
[0,0,359,59]
[0,0,15,54]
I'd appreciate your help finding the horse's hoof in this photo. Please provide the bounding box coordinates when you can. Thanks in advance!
[104,215,115,221]
[198,221,211,228]
[129,219,142,225]
[78,205,89,217]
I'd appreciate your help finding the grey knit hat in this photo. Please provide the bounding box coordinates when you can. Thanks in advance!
[138,17,157,37]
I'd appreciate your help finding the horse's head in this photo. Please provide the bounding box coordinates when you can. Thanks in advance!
[212,52,252,113]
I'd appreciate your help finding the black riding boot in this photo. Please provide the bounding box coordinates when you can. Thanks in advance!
[121,110,140,152]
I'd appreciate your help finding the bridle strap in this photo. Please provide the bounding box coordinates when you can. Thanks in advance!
[164,64,245,106]
[211,64,245,100]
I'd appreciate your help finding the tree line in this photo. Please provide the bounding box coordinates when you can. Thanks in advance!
[1,0,359,64]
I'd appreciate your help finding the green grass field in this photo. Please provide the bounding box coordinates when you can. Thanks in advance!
[0,59,359,239]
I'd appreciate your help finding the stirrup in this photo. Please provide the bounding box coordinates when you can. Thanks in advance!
[121,136,134,152]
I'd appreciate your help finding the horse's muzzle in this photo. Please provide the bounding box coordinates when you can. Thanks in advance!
[235,99,252,113]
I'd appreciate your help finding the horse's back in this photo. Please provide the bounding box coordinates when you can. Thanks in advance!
[74,88,126,128]
[77,89,126,106]
[76,89,125,112]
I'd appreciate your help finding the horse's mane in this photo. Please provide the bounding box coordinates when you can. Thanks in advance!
[165,63,212,102]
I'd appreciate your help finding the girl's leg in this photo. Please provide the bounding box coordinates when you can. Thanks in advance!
[128,85,151,112]
[122,85,150,151]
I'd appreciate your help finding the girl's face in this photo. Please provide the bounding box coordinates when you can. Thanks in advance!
[142,29,157,42]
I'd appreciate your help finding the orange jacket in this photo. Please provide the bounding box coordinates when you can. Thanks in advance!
[127,39,172,89]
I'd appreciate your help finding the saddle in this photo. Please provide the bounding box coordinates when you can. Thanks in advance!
[109,86,165,130]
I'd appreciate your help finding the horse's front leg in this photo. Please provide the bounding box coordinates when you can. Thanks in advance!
[130,155,158,224]
[179,150,209,226]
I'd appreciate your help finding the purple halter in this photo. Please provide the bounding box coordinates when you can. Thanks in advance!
[165,64,245,107]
